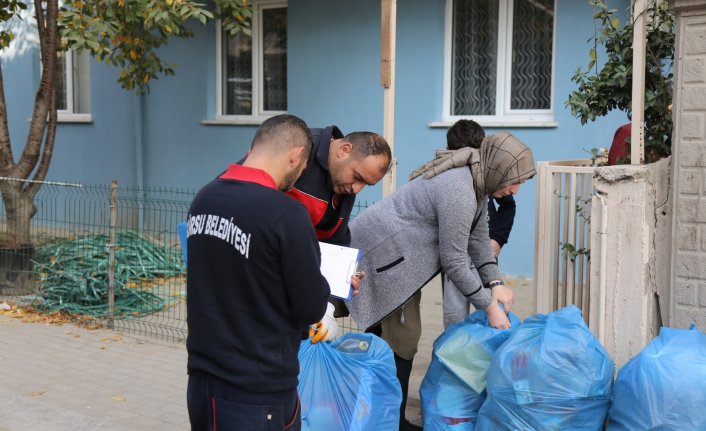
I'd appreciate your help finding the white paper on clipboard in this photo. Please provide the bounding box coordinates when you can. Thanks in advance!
[318,241,360,300]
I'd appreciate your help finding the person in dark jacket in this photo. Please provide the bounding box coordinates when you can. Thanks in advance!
[442,119,520,327]
[186,114,331,431]
[287,126,391,342]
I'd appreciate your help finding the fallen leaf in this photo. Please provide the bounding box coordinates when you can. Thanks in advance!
[111,396,126,401]
[1,306,104,329]
[28,391,45,397]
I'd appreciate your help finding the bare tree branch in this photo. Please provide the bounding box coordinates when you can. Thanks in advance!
[27,90,56,197]
[18,0,58,179]
[0,66,16,175]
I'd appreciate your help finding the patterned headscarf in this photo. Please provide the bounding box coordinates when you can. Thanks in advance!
[409,132,536,205]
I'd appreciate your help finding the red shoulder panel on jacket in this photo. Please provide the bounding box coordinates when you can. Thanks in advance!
[286,187,327,226]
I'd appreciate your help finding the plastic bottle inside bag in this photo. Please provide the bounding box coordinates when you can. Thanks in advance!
[335,338,370,353]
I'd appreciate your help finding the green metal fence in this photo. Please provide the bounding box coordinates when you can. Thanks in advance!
[0,178,367,342]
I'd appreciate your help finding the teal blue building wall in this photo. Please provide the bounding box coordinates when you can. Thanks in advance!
[289,0,631,276]
[0,0,632,276]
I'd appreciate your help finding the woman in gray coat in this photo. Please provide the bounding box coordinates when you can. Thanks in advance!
[347,132,536,431]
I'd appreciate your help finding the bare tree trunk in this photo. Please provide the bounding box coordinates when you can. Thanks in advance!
[1,181,35,246]
[0,180,36,293]
[0,1,58,292]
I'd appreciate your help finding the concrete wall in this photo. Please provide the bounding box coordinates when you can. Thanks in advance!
[669,0,706,330]
[589,158,672,369]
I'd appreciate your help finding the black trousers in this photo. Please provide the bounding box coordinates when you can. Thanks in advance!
[187,372,300,431]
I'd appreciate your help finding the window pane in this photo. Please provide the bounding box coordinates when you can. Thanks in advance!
[56,51,67,111]
[73,50,91,114]
[511,0,553,110]
[262,7,287,111]
[223,30,253,115]
[452,0,498,116]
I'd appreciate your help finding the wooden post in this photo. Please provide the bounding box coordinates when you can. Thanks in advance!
[631,0,647,164]
[381,0,397,196]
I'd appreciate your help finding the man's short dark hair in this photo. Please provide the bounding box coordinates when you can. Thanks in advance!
[446,119,485,150]
[252,114,312,158]
[344,132,392,163]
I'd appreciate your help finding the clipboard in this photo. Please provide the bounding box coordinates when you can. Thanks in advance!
[318,241,361,301]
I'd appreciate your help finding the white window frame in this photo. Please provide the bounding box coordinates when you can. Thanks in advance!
[441,0,557,127]
[215,0,287,123]
[57,49,92,123]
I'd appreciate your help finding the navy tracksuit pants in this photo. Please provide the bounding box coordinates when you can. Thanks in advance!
[187,372,300,431]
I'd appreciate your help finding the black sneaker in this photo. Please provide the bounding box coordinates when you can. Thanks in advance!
[400,418,423,431]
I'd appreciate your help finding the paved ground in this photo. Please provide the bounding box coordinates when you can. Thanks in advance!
[0,276,534,430]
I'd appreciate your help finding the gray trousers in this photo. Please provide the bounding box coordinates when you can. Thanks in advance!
[442,272,473,329]
[442,254,487,328]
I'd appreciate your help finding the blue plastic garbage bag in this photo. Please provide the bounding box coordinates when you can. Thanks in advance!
[607,325,706,430]
[476,305,614,431]
[420,309,520,430]
[298,333,401,431]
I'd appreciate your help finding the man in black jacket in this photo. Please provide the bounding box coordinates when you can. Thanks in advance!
[186,114,331,431]
[288,126,391,342]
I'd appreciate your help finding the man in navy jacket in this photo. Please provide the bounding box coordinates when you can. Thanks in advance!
[186,114,331,431]
[287,126,391,341]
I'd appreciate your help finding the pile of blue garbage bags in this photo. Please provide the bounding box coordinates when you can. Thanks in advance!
[420,304,706,430]
[295,303,706,430]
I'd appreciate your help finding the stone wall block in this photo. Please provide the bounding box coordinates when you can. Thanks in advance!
[684,25,706,55]
[684,87,706,110]
[677,197,699,221]
[679,142,706,167]
[674,305,706,330]
[681,113,706,139]
[676,278,699,305]
[675,252,706,278]
[678,168,702,193]
[684,57,705,82]
[679,223,699,249]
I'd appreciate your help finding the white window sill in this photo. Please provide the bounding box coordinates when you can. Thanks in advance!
[58,113,93,123]
[202,115,283,126]
[429,120,559,129]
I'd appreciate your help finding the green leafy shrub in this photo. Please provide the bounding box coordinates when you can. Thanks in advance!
[567,1,675,163]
